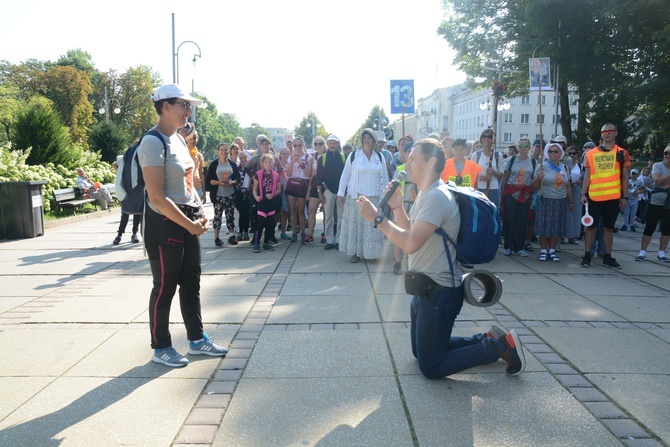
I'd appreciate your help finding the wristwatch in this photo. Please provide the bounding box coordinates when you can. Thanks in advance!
[373,214,385,228]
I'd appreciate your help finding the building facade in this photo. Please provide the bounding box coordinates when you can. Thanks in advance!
[390,83,579,152]
[267,128,293,150]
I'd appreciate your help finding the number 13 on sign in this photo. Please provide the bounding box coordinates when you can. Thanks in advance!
[390,80,415,114]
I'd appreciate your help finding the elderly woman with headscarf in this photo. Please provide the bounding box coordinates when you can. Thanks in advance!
[534,142,574,262]
[337,128,390,262]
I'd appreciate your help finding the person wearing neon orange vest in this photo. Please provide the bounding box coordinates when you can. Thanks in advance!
[580,123,632,268]
[441,138,482,187]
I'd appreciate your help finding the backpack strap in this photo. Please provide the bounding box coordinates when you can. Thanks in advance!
[508,155,536,180]
[434,227,457,287]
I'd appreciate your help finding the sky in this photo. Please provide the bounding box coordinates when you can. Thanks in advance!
[1,0,467,141]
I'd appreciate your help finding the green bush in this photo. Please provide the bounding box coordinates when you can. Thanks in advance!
[9,98,76,167]
[0,142,114,214]
[89,122,131,163]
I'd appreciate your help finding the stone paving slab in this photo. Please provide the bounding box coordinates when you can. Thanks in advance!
[22,294,145,323]
[0,328,118,376]
[534,327,670,374]
[0,296,37,314]
[290,247,369,273]
[635,275,670,292]
[281,272,374,296]
[65,325,235,379]
[267,293,381,324]
[588,373,670,445]
[557,274,667,297]
[132,295,256,325]
[0,375,205,447]
[0,377,54,421]
[400,373,623,447]
[202,258,279,274]
[200,274,270,296]
[0,275,81,297]
[648,328,670,343]
[587,295,670,323]
[243,329,393,378]
[79,275,152,296]
[496,273,575,295]
[502,293,625,322]
[213,377,413,447]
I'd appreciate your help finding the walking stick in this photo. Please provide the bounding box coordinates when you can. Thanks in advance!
[485,150,494,196]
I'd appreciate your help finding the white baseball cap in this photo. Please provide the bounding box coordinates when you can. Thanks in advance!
[151,84,203,106]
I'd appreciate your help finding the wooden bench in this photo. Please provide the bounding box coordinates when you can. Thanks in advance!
[52,188,98,215]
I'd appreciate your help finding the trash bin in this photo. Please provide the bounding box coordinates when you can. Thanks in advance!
[0,181,47,239]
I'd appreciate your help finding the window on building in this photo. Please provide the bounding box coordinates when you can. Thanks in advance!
[521,96,530,105]
[520,133,529,139]
[521,114,530,124]
[504,113,513,124]
[537,114,545,124]
[541,95,546,105]
[503,133,513,143]
[552,115,561,124]
[442,115,448,132]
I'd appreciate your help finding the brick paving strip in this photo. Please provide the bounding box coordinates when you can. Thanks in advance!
[489,304,668,447]
[173,242,301,446]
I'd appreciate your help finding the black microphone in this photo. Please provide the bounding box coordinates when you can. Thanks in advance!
[377,170,409,209]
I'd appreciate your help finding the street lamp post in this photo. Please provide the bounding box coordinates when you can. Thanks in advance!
[174,40,201,85]
[98,86,121,124]
[481,56,519,151]
[306,118,316,149]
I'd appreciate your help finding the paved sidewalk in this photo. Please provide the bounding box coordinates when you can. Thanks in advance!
[0,207,669,447]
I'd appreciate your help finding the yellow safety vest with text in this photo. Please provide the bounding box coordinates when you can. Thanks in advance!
[585,146,624,201]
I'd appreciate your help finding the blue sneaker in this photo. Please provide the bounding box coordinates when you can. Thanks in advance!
[503,249,512,256]
[188,334,228,357]
[152,347,189,368]
[516,250,529,257]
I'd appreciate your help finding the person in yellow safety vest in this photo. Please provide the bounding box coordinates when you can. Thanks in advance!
[580,123,632,269]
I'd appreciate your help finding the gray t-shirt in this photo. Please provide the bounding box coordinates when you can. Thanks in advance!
[216,162,235,197]
[137,129,198,214]
[503,156,535,200]
[408,181,463,287]
[650,162,670,206]
[536,162,569,200]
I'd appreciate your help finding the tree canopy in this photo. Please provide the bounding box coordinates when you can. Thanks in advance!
[438,0,670,156]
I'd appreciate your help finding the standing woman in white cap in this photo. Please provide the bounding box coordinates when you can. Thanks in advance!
[139,84,228,368]
[337,128,390,263]
[534,143,573,262]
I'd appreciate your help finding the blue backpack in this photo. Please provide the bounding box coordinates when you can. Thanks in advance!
[435,183,501,267]
[115,129,167,215]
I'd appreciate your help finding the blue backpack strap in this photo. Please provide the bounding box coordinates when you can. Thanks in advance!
[434,226,457,287]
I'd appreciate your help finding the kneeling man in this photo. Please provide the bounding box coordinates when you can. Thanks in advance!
[357,138,525,379]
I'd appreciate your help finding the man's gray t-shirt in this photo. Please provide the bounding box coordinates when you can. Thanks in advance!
[651,162,670,206]
[137,129,198,214]
[409,181,463,287]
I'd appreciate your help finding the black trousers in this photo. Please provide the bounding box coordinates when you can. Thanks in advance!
[502,195,530,252]
[254,198,276,244]
[144,206,203,350]
[117,213,140,235]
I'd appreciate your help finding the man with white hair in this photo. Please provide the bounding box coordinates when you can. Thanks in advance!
[315,134,346,250]
[76,168,114,210]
